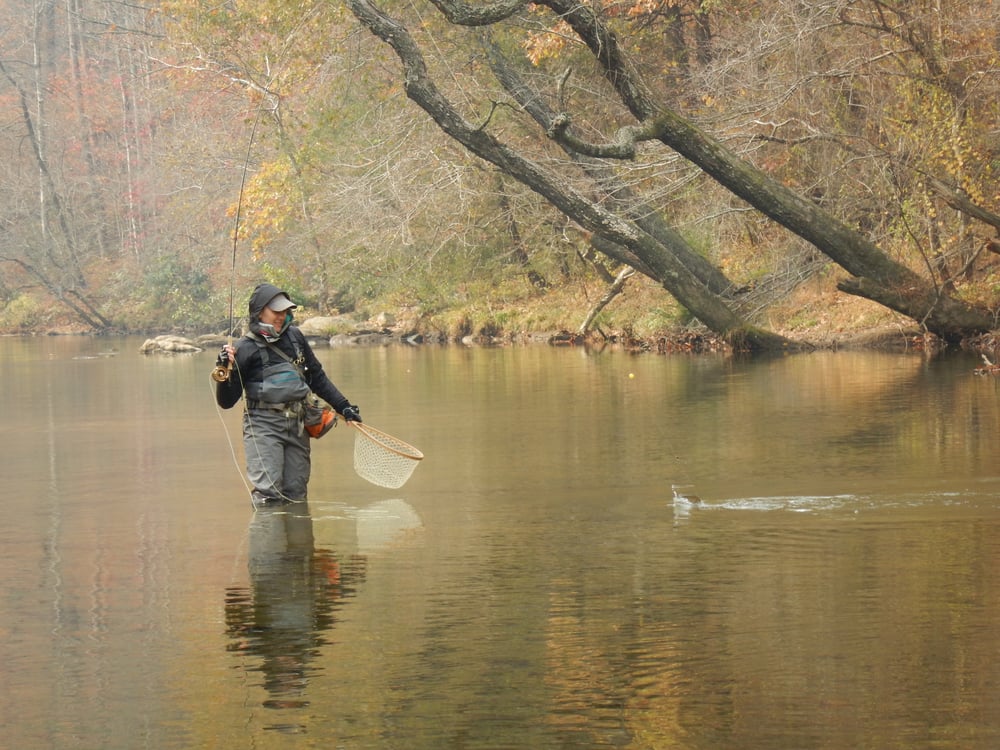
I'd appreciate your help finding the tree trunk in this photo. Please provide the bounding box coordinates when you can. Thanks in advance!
[0,34,107,332]
[539,0,995,342]
[351,0,996,344]
[482,35,735,297]
[579,266,634,336]
[347,0,794,352]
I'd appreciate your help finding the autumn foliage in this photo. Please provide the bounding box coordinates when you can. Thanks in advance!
[3,0,1000,344]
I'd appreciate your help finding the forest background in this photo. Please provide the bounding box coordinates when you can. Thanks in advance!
[4,0,1000,352]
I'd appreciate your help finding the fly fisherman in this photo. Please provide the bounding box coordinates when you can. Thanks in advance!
[215,283,362,506]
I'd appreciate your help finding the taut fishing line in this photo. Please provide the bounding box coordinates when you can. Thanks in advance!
[213,100,265,381]
[212,98,277,507]
[209,39,427,503]
[226,105,263,338]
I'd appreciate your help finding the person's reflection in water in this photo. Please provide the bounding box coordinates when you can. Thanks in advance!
[224,502,366,734]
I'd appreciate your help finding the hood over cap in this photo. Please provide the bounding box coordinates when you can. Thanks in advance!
[247,283,295,337]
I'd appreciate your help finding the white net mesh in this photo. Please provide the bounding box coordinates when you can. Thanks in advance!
[352,423,424,489]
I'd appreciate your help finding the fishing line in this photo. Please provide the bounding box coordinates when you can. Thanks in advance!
[211,378,255,500]
[243,405,310,510]
[668,444,701,504]
[647,386,699,503]
[211,371,306,510]
[212,99,272,507]
[213,27,346,508]
[661,416,699,502]
[227,105,264,337]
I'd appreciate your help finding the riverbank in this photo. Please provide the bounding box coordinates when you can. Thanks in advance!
[132,317,946,360]
[17,304,960,356]
[10,272,994,356]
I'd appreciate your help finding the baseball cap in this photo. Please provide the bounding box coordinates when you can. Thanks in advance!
[267,293,296,312]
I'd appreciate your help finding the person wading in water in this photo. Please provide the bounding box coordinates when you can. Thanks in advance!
[215,283,362,506]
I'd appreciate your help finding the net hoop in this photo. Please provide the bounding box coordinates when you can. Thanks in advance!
[351,422,424,460]
[351,422,424,489]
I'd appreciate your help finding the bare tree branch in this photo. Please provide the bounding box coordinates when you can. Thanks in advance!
[346,0,793,349]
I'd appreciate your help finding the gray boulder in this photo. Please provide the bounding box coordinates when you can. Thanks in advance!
[140,335,203,354]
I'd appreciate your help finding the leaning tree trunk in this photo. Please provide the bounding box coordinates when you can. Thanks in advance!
[347,0,794,352]
[539,0,995,343]
[482,35,736,298]
[579,266,635,336]
[640,110,993,342]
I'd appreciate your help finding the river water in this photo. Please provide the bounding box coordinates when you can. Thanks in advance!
[3,335,1000,748]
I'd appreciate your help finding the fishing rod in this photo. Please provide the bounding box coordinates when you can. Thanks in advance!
[212,103,266,383]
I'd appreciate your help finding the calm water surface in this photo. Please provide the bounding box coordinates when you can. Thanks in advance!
[3,336,1000,748]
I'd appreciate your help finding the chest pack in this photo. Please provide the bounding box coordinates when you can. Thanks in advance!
[243,335,312,404]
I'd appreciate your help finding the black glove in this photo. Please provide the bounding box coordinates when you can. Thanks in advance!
[216,346,230,368]
[341,405,362,423]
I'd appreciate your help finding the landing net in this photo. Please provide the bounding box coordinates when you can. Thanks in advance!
[352,422,424,489]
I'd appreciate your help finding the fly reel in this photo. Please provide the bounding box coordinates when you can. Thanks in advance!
[211,362,232,383]
[212,343,234,382]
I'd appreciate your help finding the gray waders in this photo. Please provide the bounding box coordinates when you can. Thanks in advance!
[243,405,311,504]
[242,337,314,505]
